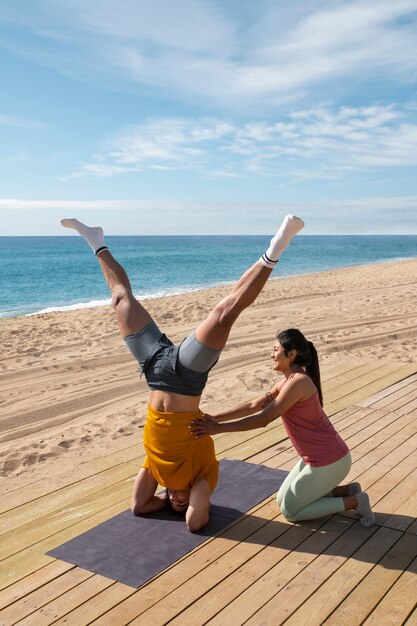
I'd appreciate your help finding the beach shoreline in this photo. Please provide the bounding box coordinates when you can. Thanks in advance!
[2,233,417,320]
[17,252,416,319]
[1,257,416,494]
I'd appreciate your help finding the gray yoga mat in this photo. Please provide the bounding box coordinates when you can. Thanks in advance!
[47,458,287,588]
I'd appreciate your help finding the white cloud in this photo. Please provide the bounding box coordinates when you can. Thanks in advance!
[65,103,417,181]
[1,195,416,235]
[1,195,416,214]
[0,113,42,130]
[1,1,417,108]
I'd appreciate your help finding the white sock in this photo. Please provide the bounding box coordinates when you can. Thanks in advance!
[356,492,376,527]
[349,482,362,496]
[259,215,305,268]
[60,218,107,256]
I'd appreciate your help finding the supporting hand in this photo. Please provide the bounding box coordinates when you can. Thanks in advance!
[190,416,223,438]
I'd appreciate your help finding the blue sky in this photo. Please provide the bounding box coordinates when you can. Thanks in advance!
[1,0,417,235]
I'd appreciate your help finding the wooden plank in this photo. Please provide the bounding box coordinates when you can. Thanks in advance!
[325,365,417,414]
[405,607,417,625]
[360,556,417,625]
[170,519,370,626]
[322,532,417,626]
[348,412,417,462]
[371,384,417,413]
[324,363,399,403]
[358,373,417,408]
[347,431,417,491]
[0,568,93,625]
[16,575,115,626]
[282,527,402,626]
[51,582,135,626]
[378,470,417,531]
[0,561,74,610]
[0,458,141,534]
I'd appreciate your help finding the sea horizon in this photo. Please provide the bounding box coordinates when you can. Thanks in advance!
[1,234,416,319]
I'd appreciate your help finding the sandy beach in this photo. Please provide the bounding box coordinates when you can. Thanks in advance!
[1,258,416,494]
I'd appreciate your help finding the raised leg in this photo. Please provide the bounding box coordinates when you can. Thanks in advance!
[60,218,153,337]
[195,215,304,350]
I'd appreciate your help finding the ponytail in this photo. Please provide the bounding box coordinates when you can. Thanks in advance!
[277,329,323,406]
[306,341,323,406]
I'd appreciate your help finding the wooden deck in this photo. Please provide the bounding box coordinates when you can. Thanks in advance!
[1,361,417,625]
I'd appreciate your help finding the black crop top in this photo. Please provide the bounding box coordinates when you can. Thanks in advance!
[140,334,210,397]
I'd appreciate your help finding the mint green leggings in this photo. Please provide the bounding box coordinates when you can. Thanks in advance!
[277,453,352,522]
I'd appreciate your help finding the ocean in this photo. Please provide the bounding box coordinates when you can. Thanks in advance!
[0,235,416,319]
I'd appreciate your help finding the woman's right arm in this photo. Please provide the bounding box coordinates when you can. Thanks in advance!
[206,384,281,423]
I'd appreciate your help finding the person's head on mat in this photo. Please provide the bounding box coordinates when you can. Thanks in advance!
[166,488,190,514]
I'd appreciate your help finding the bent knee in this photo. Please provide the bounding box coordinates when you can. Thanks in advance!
[111,286,130,309]
[213,296,243,328]
[280,507,297,522]
[278,498,298,522]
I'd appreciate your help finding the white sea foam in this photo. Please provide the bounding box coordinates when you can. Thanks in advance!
[24,281,234,318]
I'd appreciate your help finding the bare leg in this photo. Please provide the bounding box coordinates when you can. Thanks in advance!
[96,250,153,337]
[60,218,153,337]
[196,261,273,349]
[195,215,304,350]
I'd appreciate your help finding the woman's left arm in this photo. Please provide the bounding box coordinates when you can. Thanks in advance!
[191,378,307,437]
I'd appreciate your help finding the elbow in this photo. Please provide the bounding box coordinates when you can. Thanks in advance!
[130,499,151,516]
[131,504,143,516]
[262,415,276,428]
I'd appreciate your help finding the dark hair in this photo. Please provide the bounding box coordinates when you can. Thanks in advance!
[276,328,323,406]
[164,491,187,517]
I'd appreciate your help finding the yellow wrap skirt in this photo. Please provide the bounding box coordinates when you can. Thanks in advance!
[142,404,219,492]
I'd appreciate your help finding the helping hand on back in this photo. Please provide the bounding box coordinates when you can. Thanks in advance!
[190,414,222,438]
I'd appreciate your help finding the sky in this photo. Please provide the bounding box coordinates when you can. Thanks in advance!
[1,0,417,235]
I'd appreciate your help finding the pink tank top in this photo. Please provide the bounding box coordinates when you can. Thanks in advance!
[281,381,349,467]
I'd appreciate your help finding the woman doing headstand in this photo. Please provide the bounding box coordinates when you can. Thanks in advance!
[60,215,304,532]
[191,328,376,527]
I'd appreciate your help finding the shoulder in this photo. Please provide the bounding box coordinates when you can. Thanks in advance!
[286,373,317,399]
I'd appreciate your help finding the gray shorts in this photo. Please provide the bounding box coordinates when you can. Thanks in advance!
[124,321,221,396]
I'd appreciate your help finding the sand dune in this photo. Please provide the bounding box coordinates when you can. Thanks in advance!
[1,258,416,492]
